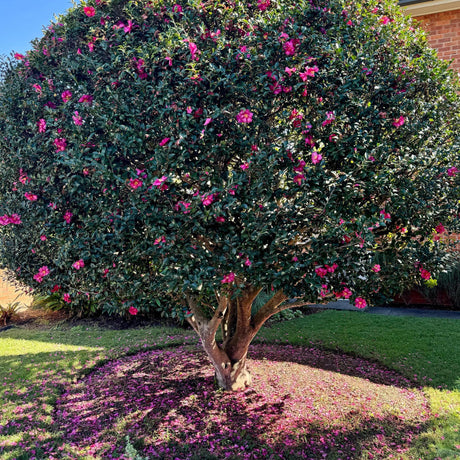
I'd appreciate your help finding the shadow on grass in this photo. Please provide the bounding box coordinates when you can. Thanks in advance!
[43,345,433,459]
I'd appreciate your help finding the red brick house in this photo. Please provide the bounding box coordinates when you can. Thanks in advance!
[402,0,460,72]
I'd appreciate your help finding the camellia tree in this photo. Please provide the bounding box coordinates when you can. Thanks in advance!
[0,0,459,390]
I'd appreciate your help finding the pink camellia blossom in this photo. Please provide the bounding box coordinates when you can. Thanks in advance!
[72,259,85,270]
[299,65,319,81]
[447,167,458,177]
[63,293,71,303]
[14,53,25,60]
[40,235,47,241]
[355,297,367,309]
[236,109,253,124]
[187,41,199,61]
[337,287,352,299]
[8,214,22,225]
[315,267,328,278]
[37,119,46,133]
[128,306,138,315]
[283,39,300,56]
[285,67,297,76]
[322,111,336,126]
[372,264,381,273]
[257,0,270,10]
[392,116,405,127]
[78,94,93,105]
[204,117,212,126]
[54,138,67,152]
[159,137,170,146]
[240,163,249,170]
[201,194,215,206]
[221,272,235,284]
[311,151,322,164]
[380,209,391,220]
[153,175,168,190]
[72,111,83,125]
[420,267,431,280]
[379,16,391,24]
[154,236,166,245]
[244,258,252,267]
[123,19,134,33]
[174,201,191,213]
[173,4,183,13]
[84,6,96,17]
[129,178,143,189]
[435,223,446,234]
[24,192,38,201]
[61,90,72,102]
[64,211,73,224]
[33,274,43,283]
[38,266,50,277]
[293,174,305,185]
[32,84,42,94]
[215,216,225,223]
[294,159,306,172]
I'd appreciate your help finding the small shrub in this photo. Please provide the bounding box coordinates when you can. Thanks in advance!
[0,298,21,325]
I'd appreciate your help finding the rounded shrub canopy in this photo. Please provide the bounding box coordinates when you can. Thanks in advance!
[0,0,458,316]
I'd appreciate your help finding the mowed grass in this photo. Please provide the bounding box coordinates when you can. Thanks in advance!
[0,311,458,459]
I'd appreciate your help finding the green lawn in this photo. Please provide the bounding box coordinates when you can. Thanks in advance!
[0,311,459,459]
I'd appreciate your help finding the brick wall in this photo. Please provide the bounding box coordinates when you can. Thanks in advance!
[416,9,460,73]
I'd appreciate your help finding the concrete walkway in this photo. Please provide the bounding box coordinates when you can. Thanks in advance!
[309,300,460,319]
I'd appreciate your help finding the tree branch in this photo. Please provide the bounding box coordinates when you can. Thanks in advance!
[251,289,288,334]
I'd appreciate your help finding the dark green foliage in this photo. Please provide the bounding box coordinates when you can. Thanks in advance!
[0,0,458,318]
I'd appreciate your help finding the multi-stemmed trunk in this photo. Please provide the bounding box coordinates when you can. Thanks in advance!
[186,286,307,391]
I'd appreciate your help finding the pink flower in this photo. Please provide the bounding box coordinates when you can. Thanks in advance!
[72,259,85,270]
[221,272,235,283]
[129,178,143,189]
[299,65,319,81]
[257,0,270,10]
[380,209,391,220]
[72,111,83,126]
[38,266,50,277]
[201,194,215,206]
[61,90,72,102]
[293,159,306,172]
[33,274,43,283]
[173,4,183,13]
[236,109,253,124]
[285,67,297,76]
[175,201,191,213]
[51,285,60,293]
[322,111,336,126]
[293,174,305,185]
[244,258,252,267]
[40,235,47,241]
[64,211,73,224]
[188,41,199,61]
[84,6,96,17]
[54,138,67,152]
[14,53,24,60]
[123,20,134,33]
[392,116,405,127]
[379,16,391,24]
[37,119,46,133]
[128,306,138,315]
[435,223,446,234]
[447,167,458,177]
[153,175,168,190]
[159,137,170,146]
[32,84,42,94]
[311,151,322,164]
[78,94,93,105]
[283,39,300,56]
[337,287,352,299]
[355,297,367,309]
[24,192,37,201]
[372,264,381,273]
[420,268,431,280]
[8,214,22,225]
[215,216,225,223]
[204,118,212,126]
[240,163,249,170]
[63,293,71,303]
[315,267,328,278]
[154,236,166,245]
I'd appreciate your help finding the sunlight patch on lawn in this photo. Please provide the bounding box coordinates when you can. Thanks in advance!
[0,338,101,356]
